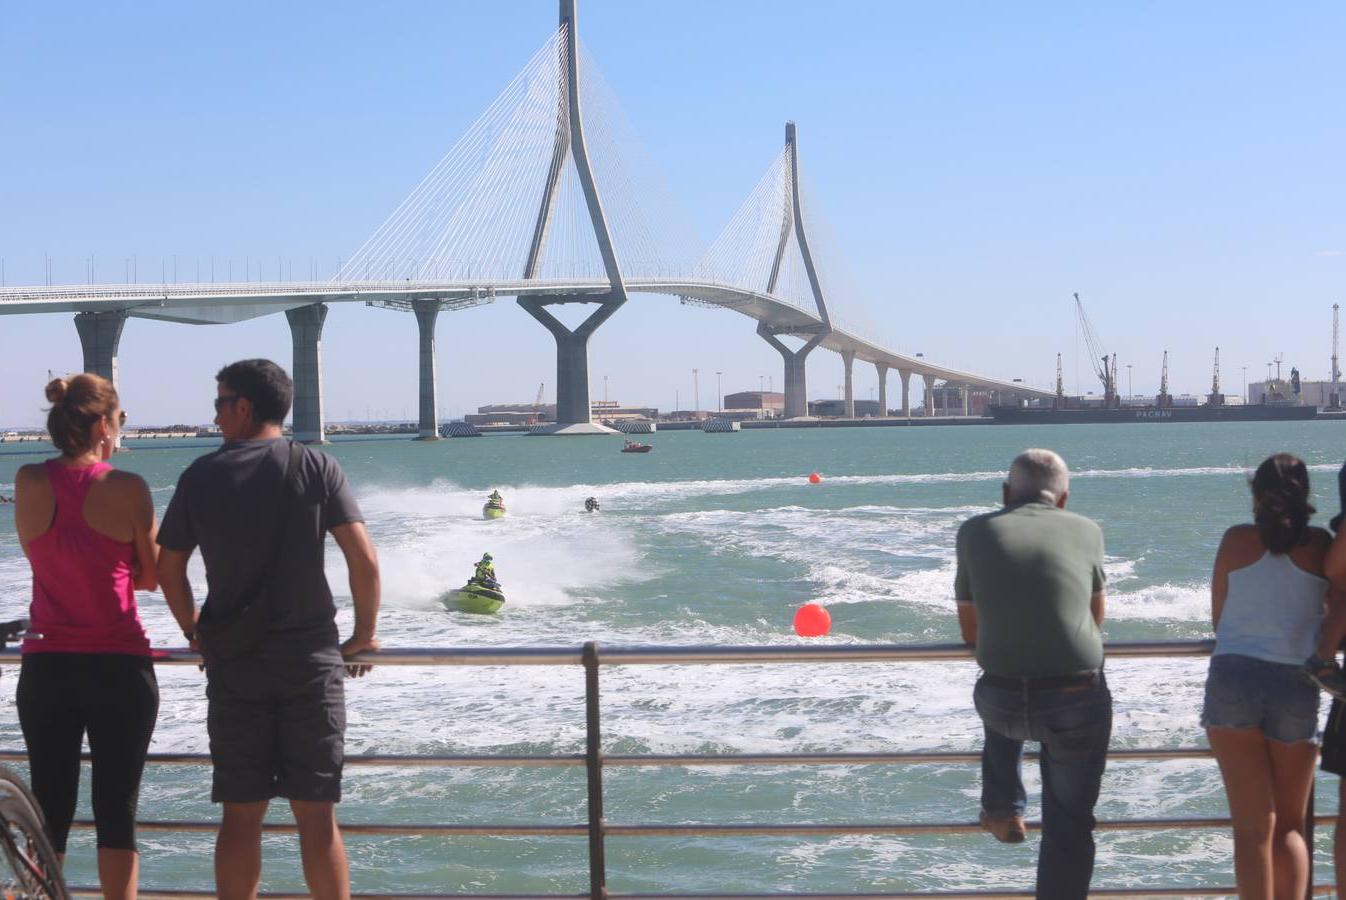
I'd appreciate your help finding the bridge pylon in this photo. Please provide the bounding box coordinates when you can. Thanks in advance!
[757,121,832,420]
[517,0,627,434]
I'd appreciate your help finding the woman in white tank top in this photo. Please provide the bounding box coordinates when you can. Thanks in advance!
[1202,453,1338,900]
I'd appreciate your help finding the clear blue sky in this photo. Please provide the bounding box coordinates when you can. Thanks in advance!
[2,0,1343,426]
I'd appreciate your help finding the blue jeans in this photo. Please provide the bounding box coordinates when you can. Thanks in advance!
[974,672,1113,900]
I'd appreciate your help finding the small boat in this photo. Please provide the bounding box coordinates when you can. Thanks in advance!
[621,439,653,453]
[482,502,506,520]
[441,580,506,614]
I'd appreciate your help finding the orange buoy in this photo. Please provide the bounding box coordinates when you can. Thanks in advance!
[808,471,822,484]
[793,603,832,637]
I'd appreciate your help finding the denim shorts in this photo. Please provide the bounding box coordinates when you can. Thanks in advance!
[1201,653,1318,743]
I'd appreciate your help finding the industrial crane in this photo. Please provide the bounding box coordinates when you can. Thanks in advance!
[1157,351,1171,408]
[1074,293,1118,407]
[1054,353,1065,408]
[1207,347,1224,407]
[1333,304,1341,409]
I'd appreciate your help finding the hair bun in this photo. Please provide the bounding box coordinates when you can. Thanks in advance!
[44,377,68,404]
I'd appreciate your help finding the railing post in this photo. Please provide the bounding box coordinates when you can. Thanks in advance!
[1304,772,1315,900]
[582,640,607,899]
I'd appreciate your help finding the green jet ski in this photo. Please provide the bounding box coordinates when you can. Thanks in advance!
[483,491,506,520]
[443,579,506,614]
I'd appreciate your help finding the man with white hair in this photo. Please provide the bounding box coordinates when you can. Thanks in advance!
[954,448,1111,900]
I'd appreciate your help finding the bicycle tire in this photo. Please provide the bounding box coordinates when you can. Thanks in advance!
[0,765,67,900]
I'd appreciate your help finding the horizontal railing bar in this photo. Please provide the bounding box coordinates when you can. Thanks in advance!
[72,819,586,837]
[603,818,1241,837]
[0,640,1215,668]
[0,751,587,768]
[0,747,1214,768]
[76,812,1343,838]
[68,893,1340,898]
[604,748,1213,766]
[73,893,588,900]
[605,891,1335,900]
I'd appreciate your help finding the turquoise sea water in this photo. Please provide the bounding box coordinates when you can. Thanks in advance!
[1,421,1344,894]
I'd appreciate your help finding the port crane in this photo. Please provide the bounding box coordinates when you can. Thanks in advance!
[1054,353,1065,408]
[1157,351,1171,407]
[1074,293,1118,407]
[1208,347,1224,407]
[1333,304,1341,409]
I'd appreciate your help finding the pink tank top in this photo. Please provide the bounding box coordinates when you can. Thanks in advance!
[23,459,150,656]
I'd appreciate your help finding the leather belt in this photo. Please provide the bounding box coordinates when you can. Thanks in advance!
[979,670,1102,690]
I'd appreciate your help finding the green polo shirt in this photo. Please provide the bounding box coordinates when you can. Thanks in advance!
[954,500,1106,677]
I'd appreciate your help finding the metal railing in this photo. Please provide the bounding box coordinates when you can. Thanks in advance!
[1,639,1329,899]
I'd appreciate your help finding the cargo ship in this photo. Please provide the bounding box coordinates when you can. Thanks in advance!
[989,403,1319,424]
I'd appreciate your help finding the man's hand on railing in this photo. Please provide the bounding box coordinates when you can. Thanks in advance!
[341,633,380,678]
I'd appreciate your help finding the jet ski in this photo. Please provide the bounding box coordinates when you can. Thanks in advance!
[584,496,600,513]
[442,578,506,614]
[482,502,506,520]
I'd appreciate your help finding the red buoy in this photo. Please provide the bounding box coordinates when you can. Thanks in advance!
[793,603,832,637]
[808,471,822,484]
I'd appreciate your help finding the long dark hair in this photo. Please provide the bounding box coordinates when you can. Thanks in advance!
[1251,453,1314,554]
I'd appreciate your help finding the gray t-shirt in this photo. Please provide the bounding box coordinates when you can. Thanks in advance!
[158,437,363,661]
[954,500,1105,677]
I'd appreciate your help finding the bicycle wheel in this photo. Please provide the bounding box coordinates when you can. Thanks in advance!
[0,765,66,900]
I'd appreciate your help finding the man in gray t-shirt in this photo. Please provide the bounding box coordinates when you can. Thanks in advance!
[953,449,1110,900]
[157,358,380,900]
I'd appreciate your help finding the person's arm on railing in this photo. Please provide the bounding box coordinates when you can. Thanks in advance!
[1314,528,1346,661]
[157,547,198,642]
[1210,528,1235,630]
[125,472,159,592]
[1091,590,1106,627]
[332,521,380,676]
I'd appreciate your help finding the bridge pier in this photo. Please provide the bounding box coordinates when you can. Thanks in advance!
[74,310,127,386]
[898,369,911,417]
[924,374,937,417]
[412,299,441,440]
[285,303,328,444]
[962,385,970,417]
[519,296,620,431]
[841,350,855,417]
[876,363,888,417]
[758,323,825,419]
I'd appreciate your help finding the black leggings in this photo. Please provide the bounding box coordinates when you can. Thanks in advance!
[16,653,159,853]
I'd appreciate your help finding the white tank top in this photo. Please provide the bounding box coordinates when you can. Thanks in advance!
[1213,551,1328,665]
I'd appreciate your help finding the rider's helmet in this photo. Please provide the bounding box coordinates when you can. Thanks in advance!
[482,552,493,562]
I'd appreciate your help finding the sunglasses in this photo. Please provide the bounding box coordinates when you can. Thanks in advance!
[213,395,241,412]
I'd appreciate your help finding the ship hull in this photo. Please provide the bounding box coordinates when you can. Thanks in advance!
[990,405,1319,424]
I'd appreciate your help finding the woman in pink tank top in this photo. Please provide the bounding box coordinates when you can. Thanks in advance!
[14,373,159,900]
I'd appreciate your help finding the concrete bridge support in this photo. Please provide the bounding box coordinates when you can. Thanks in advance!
[520,296,622,428]
[758,323,825,419]
[898,369,911,417]
[925,374,937,417]
[74,310,128,386]
[286,303,328,444]
[876,363,888,417]
[412,299,441,440]
[841,350,855,417]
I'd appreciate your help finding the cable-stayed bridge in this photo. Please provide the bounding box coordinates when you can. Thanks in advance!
[0,0,1051,440]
